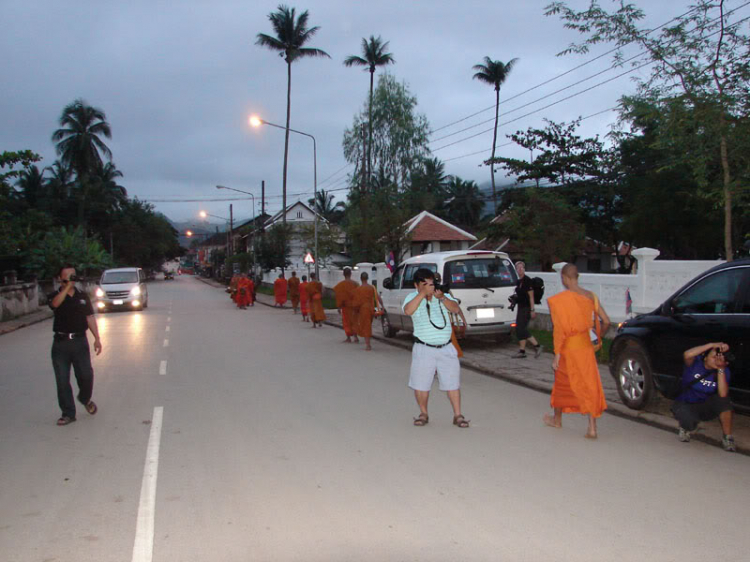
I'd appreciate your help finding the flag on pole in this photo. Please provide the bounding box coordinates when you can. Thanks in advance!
[625,288,633,316]
[386,251,396,273]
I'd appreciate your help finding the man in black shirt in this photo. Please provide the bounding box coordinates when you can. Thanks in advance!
[513,261,542,359]
[48,265,102,426]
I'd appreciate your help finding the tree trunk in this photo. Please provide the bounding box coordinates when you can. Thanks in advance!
[368,69,374,195]
[282,59,292,273]
[719,127,733,261]
[491,88,500,216]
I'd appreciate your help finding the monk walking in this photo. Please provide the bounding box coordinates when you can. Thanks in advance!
[299,275,310,322]
[544,263,611,439]
[273,273,288,307]
[288,271,301,314]
[245,274,255,307]
[306,273,326,328]
[236,273,252,309]
[353,272,383,351]
[229,273,239,304]
[333,268,359,343]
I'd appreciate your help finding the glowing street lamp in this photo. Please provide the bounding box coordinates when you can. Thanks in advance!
[250,114,318,275]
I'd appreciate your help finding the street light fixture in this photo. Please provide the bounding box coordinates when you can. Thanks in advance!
[250,114,318,276]
[216,185,261,273]
[199,210,233,259]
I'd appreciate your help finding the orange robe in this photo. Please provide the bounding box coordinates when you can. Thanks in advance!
[229,276,239,302]
[247,279,255,305]
[236,278,252,307]
[306,281,326,322]
[353,284,377,338]
[288,276,301,307]
[548,290,607,418]
[299,281,309,315]
[274,277,288,305]
[334,279,359,337]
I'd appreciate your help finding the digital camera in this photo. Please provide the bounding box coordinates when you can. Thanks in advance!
[508,293,518,311]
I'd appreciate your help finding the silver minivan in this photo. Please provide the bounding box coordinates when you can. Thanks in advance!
[95,267,149,311]
[379,251,518,339]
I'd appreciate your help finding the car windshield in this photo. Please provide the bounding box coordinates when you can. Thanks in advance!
[101,271,138,284]
[443,258,517,289]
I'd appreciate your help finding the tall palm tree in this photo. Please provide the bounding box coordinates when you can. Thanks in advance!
[15,165,47,208]
[51,99,112,227]
[344,36,395,193]
[473,57,518,215]
[308,189,345,223]
[444,177,484,231]
[256,5,329,230]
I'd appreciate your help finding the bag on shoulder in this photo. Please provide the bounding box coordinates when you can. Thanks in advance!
[531,277,545,305]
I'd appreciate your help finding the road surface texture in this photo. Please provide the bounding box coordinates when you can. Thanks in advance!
[1,276,747,562]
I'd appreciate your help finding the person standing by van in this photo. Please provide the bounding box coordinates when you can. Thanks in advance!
[404,268,469,428]
[513,261,542,359]
[48,265,102,426]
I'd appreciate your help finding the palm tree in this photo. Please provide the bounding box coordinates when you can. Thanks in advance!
[307,189,345,223]
[444,177,485,231]
[344,36,395,193]
[473,57,518,215]
[256,5,329,230]
[15,165,47,208]
[51,99,112,227]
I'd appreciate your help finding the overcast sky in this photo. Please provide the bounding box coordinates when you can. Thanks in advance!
[1,0,706,226]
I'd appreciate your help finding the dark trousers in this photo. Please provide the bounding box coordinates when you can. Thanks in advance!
[51,337,94,418]
[671,394,732,432]
[515,306,532,340]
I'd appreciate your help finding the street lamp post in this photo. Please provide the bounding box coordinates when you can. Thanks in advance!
[199,209,232,264]
[216,185,260,274]
[250,115,318,276]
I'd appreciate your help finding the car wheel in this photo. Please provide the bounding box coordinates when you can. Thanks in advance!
[143,298,148,309]
[613,343,654,410]
[381,313,399,338]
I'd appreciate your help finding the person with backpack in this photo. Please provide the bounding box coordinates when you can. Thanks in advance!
[671,342,736,452]
[512,261,543,359]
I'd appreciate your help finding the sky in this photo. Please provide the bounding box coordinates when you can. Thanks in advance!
[1,0,715,228]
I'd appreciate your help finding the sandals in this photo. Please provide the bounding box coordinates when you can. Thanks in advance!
[413,413,429,426]
[57,416,76,426]
[453,415,470,428]
[84,401,98,415]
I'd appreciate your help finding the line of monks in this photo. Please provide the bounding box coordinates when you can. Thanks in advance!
[228,272,255,309]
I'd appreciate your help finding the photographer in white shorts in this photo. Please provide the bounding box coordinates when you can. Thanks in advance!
[403,268,469,428]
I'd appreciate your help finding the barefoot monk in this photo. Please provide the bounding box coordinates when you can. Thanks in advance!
[333,268,359,343]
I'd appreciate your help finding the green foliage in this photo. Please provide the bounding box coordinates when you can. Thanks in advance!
[226,252,254,274]
[487,188,584,271]
[307,189,345,223]
[0,150,42,186]
[257,223,293,271]
[110,199,182,270]
[24,226,112,279]
[296,222,341,268]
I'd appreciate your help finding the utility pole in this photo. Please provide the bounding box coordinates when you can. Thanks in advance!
[261,180,265,218]
[229,204,234,257]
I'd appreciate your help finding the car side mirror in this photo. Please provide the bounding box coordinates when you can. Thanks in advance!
[662,302,674,316]
[382,278,392,290]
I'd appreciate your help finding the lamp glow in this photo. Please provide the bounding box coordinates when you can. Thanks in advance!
[249,115,262,128]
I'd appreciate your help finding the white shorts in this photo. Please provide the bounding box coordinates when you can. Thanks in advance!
[408,342,461,392]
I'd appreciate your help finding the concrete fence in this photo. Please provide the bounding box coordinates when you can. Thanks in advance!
[0,278,102,323]
[259,248,722,323]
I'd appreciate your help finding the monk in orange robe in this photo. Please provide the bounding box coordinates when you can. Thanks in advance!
[544,263,611,439]
[288,271,301,314]
[352,271,384,351]
[229,274,239,303]
[333,267,359,343]
[306,273,326,328]
[246,276,255,306]
[236,274,252,309]
[299,275,310,322]
[273,273,288,307]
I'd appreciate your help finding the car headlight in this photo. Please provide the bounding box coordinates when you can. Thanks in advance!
[131,286,141,296]
[96,288,104,297]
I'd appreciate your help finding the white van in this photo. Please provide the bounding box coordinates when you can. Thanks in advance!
[379,251,518,339]
[95,267,149,311]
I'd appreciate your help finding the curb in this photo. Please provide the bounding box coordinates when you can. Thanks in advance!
[0,310,54,336]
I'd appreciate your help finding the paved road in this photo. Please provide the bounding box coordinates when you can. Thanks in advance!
[1,276,747,562]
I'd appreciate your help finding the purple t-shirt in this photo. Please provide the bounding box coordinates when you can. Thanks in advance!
[676,356,732,404]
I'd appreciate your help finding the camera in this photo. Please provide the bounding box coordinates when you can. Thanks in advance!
[433,273,450,294]
[508,293,518,311]
[66,274,78,282]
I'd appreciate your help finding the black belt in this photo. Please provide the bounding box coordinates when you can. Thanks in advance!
[54,332,86,340]
[414,337,452,349]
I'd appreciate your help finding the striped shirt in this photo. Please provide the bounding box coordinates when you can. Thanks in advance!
[402,291,457,346]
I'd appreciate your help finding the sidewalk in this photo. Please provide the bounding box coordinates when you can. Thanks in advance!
[0,308,53,336]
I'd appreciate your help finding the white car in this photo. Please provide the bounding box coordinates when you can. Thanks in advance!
[95,267,149,311]
[379,251,518,339]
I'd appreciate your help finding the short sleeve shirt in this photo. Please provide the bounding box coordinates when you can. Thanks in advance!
[402,291,457,346]
[676,357,732,404]
[48,287,94,333]
[515,275,533,307]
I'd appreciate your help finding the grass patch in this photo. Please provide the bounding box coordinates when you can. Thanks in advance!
[525,328,611,364]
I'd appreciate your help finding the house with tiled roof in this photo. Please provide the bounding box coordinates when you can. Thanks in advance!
[399,211,478,260]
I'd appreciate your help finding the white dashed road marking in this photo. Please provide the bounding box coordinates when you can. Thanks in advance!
[163,339,169,348]
[159,360,167,376]
[165,326,170,332]
[131,406,163,562]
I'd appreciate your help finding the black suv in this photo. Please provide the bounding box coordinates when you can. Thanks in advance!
[609,259,750,412]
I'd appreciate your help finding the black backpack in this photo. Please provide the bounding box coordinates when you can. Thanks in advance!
[530,277,544,305]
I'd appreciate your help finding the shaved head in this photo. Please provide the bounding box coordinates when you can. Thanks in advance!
[561,263,579,280]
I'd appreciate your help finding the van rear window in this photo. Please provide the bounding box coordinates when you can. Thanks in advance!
[443,258,516,289]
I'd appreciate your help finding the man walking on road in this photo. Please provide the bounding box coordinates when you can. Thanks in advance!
[404,268,469,428]
[544,263,610,439]
[334,267,359,343]
[353,271,383,351]
[288,271,301,314]
[48,265,102,426]
[513,261,542,359]
[274,273,288,307]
